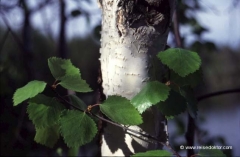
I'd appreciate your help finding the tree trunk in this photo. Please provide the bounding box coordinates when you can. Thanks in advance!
[58,0,67,58]
[21,0,34,80]
[99,0,175,156]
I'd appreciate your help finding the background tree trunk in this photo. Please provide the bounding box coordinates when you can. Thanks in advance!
[99,0,175,156]
[58,0,67,59]
[21,0,34,80]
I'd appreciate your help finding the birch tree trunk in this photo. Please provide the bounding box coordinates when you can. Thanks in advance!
[99,0,175,156]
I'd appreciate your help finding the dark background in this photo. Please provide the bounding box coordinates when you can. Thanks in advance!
[0,0,239,156]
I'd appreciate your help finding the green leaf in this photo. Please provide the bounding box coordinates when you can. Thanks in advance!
[131,81,170,113]
[59,110,97,148]
[166,115,174,120]
[48,57,92,92]
[157,48,201,77]
[13,80,47,106]
[198,149,226,157]
[170,69,203,88]
[68,94,87,110]
[34,125,60,148]
[179,86,198,118]
[157,90,187,116]
[132,150,172,156]
[48,57,80,80]
[100,96,142,125]
[59,75,92,92]
[27,94,65,128]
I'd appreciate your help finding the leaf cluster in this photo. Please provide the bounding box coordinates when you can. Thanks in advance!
[13,58,96,148]
[12,53,226,156]
[156,48,202,118]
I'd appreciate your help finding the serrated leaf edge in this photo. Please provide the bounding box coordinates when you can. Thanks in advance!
[157,49,201,77]
[59,110,97,148]
[13,80,47,106]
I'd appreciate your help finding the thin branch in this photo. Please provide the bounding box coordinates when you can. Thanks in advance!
[30,0,55,14]
[173,5,240,156]
[173,10,194,157]
[11,103,28,145]
[0,28,9,54]
[50,85,181,157]
[0,13,24,51]
[197,88,240,102]
[0,0,54,15]
[185,114,195,156]
[0,2,19,12]
[172,11,182,48]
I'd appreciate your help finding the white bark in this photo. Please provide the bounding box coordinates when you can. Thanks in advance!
[99,0,175,156]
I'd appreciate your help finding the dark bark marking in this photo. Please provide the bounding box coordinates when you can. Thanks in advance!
[117,0,171,31]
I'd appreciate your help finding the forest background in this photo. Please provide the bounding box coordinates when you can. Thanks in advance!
[0,0,239,156]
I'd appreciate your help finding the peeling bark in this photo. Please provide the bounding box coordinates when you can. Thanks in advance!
[99,0,175,156]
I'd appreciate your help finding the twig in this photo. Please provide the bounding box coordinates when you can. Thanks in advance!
[172,10,182,48]
[173,6,240,156]
[0,1,19,12]
[173,10,194,157]
[30,0,55,14]
[11,103,28,145]
[0,13,24,51]
[0,28,9,54]
[197,88,240,102]
[185,114,195,156]
[50,85,181,157]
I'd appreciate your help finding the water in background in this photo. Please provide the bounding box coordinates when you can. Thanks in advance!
[168,103,240,156]
[199,104,240,156]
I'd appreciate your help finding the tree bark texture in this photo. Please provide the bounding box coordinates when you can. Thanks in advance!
[99,0,175,156]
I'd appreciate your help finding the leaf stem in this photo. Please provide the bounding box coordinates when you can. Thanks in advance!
[173,9,194,157]
[49,84,181,157]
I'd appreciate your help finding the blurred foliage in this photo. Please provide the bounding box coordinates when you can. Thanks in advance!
[173,0,240,105]
[0,25,99,155]
[0,0,239,156]
[168,1,239,156]
[169,115,233,157]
